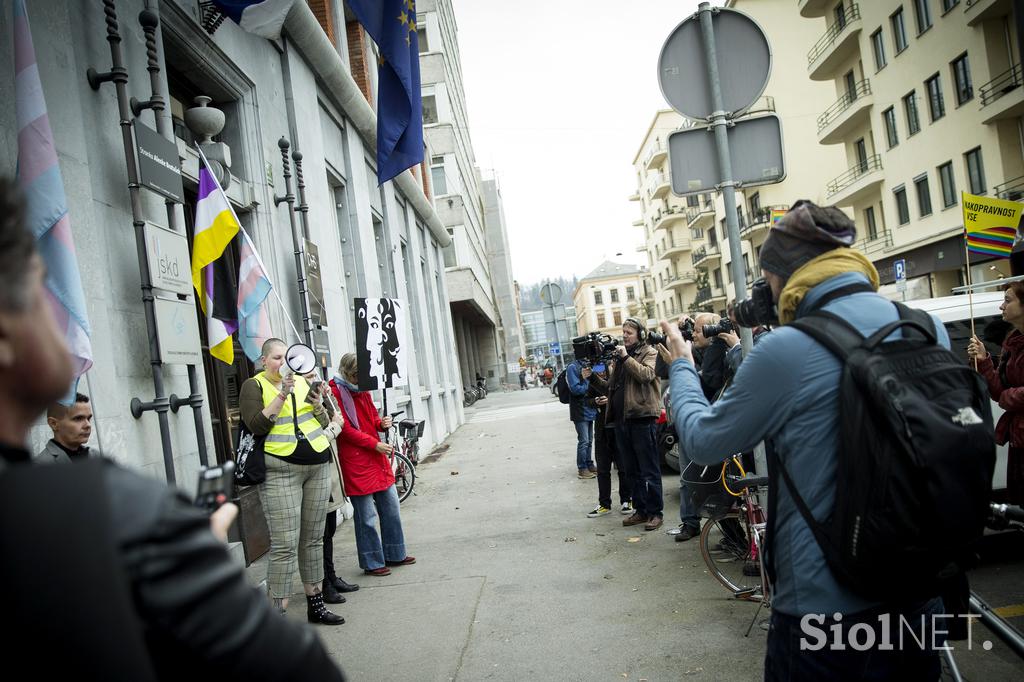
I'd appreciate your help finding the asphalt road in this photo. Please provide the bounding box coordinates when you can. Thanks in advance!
[280,386,1024,681]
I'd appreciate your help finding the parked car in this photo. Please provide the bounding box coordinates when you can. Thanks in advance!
[660,291,1009,492]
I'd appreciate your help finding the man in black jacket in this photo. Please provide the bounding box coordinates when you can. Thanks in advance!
[0,178,344,680]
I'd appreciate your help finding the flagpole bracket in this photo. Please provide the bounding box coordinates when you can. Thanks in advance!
[86,66,126,91]
[168,392,203,414]
[131,396,170,419]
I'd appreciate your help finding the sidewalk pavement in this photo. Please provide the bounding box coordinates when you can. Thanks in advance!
[282,386,766,681]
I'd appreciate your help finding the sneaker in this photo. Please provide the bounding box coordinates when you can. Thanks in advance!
[620,502,634,515]
[577,469,596,479]
[587,505,612,518]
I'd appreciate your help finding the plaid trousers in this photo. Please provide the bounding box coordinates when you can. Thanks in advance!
[259,454,331,598]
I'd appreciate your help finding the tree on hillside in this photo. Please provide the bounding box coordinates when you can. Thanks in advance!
[518,276,579,311]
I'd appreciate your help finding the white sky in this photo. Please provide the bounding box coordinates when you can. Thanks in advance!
[450,0,714,285]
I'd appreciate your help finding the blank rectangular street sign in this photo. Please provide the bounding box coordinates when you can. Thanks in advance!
[668,113,785,197]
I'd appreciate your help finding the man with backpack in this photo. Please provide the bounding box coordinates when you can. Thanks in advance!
[562,357,597,479]
[662,200,995,680]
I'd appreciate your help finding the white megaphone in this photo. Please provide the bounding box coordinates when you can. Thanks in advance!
[285,343,318,375]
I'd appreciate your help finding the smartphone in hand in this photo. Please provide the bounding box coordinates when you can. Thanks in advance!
[195,461,235,513]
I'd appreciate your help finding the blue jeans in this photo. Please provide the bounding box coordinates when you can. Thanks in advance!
[678,450,700,530]
[615,419,663,518]
[574,420,594,471]
[764,599,943,681]
[349,485,407,571]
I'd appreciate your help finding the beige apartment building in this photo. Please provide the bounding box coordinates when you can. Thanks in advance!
[799,0,1023,298]
[632,0,848,318]
[572,262,652,336]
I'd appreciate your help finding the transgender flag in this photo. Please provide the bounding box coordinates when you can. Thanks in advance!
[237,228,273,362]
[14,0,92,402]
[192,159,240,364]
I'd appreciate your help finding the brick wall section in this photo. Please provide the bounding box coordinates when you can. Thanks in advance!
[306,0,335,44]
[420,157,431,201]
[346,21,373,106]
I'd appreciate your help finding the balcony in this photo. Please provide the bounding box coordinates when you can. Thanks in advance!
[807,4,862,81]
[665,271,697,293]
[826,154,884,207]
[979,63,1024,125]
[996,175,1024,202]
[687,204,716,230]
[817,80,873,145]
[646,170,671,200]
[644,141,667,171]
[663,237,692,260]
[741,204,788,242]
[693,285,727,307]
[965,0,1014,27]
[692,242,722,268]
[798,0,832,17]
[854,228,893,258]
[653,205,688,232]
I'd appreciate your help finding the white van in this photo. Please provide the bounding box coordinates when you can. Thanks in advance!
[903,291,1009,492]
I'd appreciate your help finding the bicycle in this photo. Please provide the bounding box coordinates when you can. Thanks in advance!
[694,455,771,636]
[383,410,422,503]
[463,387,477,408]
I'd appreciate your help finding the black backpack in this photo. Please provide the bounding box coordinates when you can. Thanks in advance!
[780,289,996,603]
[555,369,572,404]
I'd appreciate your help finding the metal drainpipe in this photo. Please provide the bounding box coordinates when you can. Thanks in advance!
[134,2,210,468]
[86,0,176,482]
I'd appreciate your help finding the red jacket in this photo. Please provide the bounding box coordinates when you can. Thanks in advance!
[329,380,395,496]
[977,329,1024,447]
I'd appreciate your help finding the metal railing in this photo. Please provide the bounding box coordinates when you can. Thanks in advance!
[817,79,872,132]
[826,154,883,197]
[980,63,1022,107]
[644,141,665,167]
[996,175,1024,201]
[807,3,860,66]
[694,286,712,305]
[854,228,893,256]
[741,204,789,235]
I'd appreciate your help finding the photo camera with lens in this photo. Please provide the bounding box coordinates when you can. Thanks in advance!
[733,278,778,328]
[648,318,695,346]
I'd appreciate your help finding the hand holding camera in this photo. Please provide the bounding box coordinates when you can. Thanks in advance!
[660,320,695,365]
[581,366,593,379]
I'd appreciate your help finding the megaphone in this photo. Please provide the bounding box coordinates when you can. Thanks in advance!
[285,343,318,375]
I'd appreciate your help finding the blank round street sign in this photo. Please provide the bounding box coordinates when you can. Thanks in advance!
[658,8,771,119]
[540,283,562,305]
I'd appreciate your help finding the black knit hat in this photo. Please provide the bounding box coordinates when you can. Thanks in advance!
[758,200,857,280]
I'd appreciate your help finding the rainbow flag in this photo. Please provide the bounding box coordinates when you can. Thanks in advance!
[15,0,92,403]
[192,159,240,364]
[770,208,786,226]
[963,191,1022,259]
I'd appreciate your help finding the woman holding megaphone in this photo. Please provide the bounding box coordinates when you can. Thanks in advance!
[240,338,345,625]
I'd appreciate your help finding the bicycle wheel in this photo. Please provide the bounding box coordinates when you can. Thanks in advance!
[699,514,763,601]
[392,451,416,503]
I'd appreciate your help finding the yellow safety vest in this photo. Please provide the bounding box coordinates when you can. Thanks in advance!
[255,372,331,456]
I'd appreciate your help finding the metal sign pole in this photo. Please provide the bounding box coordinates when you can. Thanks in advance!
[697,2,753,356]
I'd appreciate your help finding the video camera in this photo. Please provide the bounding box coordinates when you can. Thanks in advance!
[572,332,620,367]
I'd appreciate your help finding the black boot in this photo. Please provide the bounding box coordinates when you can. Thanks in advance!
[306,592,345,625]
[332,575,360,593]
[322,579,346,604]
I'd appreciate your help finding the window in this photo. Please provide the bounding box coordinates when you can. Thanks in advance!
[883,107,899,148]
[713,268,723,289]
[925,74,945,121]
[430,155,447,195]
[941,0,959,11]
[612,311,622,327]
[626,286,635,301]
[596,311,606,328]
[913,0,932,34]
[871,29,887,71]
[965,147,986,194]
[593,290,603,305]
[686,194,699,208]
[891,8,908,54]
[749,192,761,215]
[610,288,620,303]
[690,227,703,240]
[834,3,848,30]
[951,53,973,105]
[938,161,957,207]
[422,95,438,124]
[844,70,858,102]
[416,28,428,52]
[914,174,933,217]
[894,185,911,225]
[708,226,718,247]
[903,91,921,135]
[865,206,879,241]
[854,138,868,172]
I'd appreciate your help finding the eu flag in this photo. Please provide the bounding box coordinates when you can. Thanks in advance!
[347,0,424,185]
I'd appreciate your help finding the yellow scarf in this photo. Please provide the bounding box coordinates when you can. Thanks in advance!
[777,249,880,325]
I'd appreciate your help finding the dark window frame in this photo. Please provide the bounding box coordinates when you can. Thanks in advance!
[914,173,933,217]
[883,106,899,148]
[891,8,909,54]
[938,161,957,208]
[894,185,911,225]
[951,53,973,106]
[925,73,945,121]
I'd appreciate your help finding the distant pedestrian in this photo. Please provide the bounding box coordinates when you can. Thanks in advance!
[519,369,527,390]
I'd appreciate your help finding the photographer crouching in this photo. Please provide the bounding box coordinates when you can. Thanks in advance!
[591,318,664,531]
